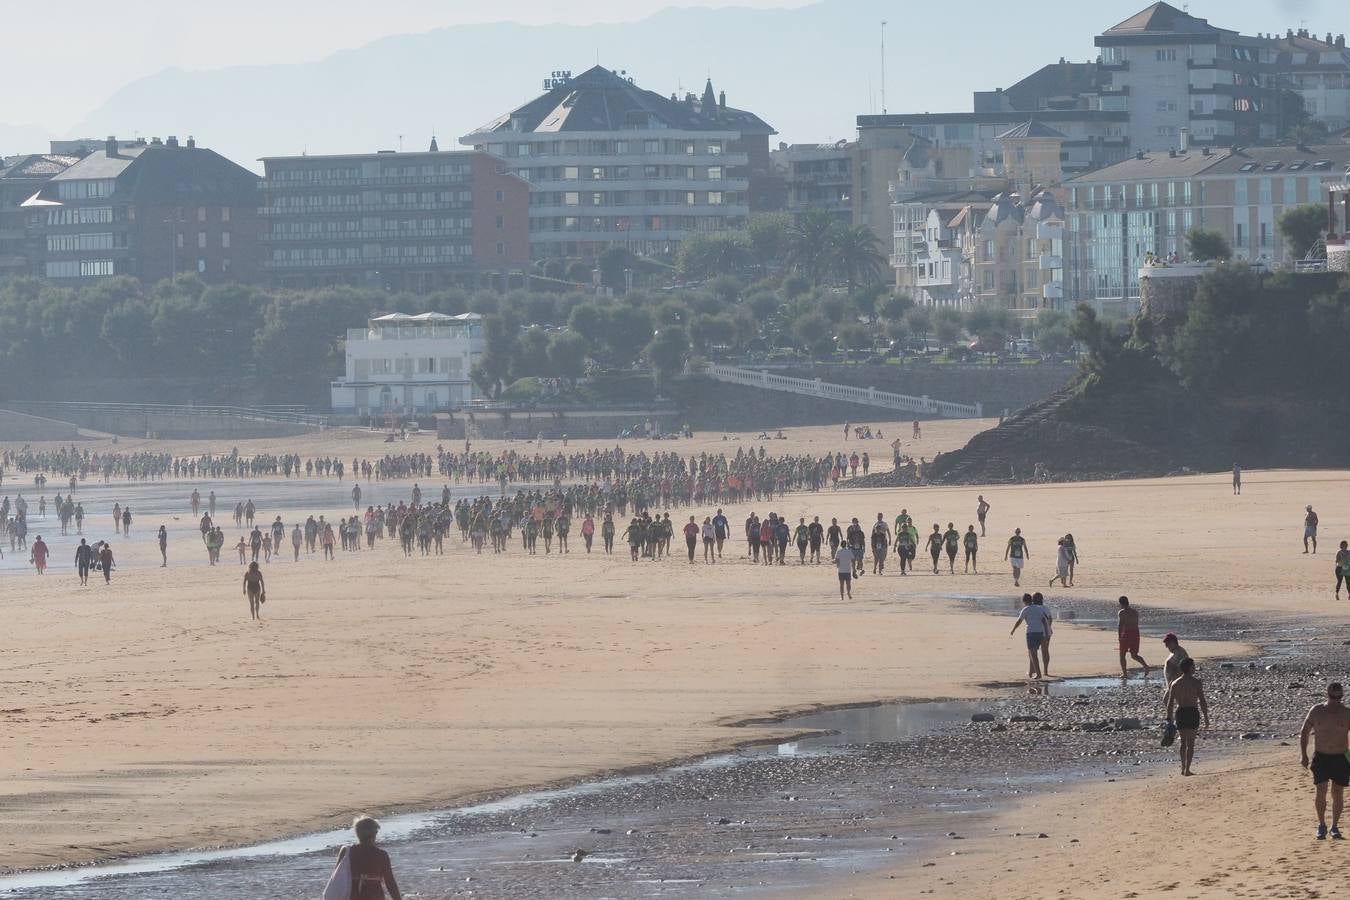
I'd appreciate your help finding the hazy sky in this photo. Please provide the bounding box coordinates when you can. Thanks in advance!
[1,0,1344,140]
[1,0,811,130]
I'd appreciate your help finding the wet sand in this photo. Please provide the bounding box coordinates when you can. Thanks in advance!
[1,425,1346,895]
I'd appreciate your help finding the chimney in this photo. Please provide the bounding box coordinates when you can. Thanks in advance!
[186,136,196,149]
[105,135,118,158]
[1338,35,1346,48]
[718,89,726,110]
[1287,29,1294,39]
[1179,127,1190,153]
[1327,32,1334,45]
[166,135,179,148]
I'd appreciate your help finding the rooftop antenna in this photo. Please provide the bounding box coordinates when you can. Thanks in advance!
[398,134,404,152]
[880,20,888,114]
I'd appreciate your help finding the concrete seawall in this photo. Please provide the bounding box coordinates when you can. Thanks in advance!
[2,406,319,440]
[0,409,84,441]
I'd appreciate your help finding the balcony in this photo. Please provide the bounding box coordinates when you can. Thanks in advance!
[262,229,470,242]
[1038,254,1063,270]
[1042,282,1064,300]
[1036,222,1063,241]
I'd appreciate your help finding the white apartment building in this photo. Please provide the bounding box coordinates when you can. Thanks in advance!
[331,312,484,418]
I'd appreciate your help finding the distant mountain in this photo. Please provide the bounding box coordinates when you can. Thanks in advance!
[16,1,1129,169]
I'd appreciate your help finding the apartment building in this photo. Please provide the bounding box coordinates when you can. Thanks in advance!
[1064,142,1350,313]
[0,153,80,278]
[1095,3,1288,151]
[21,136,259,284]
[770,141,852,223]
[1274,30,1350,132]
[460,66,776,262]
[258,147,529,292]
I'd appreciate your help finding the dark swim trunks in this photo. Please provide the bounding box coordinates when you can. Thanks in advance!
[1312,752,1350,786]
[1175,706,1201,730]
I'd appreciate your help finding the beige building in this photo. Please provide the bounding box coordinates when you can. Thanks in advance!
[1065,142,1350,313]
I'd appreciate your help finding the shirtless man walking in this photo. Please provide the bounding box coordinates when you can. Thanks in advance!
[1164,657,1209,776]
[1300,682,1350,840]
[1116,596,1150,678]
[1305,505,1319,554]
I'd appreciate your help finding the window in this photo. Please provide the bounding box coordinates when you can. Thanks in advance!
[615,141,629,155]
[708,191,724,205]
[1235,222,1245,245]
[614,165,630,179]
[221,231,231,249]
[707,166,722,181]
[644,140,661,154]
[221,207,231,222]
[495,215,503,229]
[176,233,185,249]
[197,207,207,222]
[686,192,697,205]
[564,192,579,206]
[591,167,604,180]
[222,258,231,273]
[685,142,696,155]
[563,166,579,180]
[496,241,505,256]
[1155,48,1177,62]
[197,232,207,249]
[495,190,504,202]
[707,141,722,155]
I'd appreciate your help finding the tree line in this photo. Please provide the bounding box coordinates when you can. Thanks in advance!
[0,266,1066,405]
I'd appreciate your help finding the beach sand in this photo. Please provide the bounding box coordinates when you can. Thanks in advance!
[0,424,1343,890]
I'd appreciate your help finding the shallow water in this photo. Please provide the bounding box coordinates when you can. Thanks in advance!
[0,477,524,574]
[0,698,987,895]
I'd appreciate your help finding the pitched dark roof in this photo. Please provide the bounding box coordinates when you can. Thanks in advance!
[44,146,255,204]
[999,62,1102,112]
[465,66,774,137]
[998,120,1068,140]
[1101,2,1220,37]
[116,147,258,204]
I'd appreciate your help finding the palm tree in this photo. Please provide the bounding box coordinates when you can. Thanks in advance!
[829,224,887,294]
[785,210,837,285]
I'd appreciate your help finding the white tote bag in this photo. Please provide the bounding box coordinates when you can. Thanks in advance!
[321,849,351,900]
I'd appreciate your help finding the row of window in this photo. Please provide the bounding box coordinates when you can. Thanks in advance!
[269,164,470,181]
[47,232,118,252]
[173,231,231,249]
[45,259,114,278]
[46,207,114,226]
[268,218,472,236]
[356,357,467,377]
[542,190,742,208]
[486,139,725,158]
[269,192,473,208]
[272,245,471,261]
[55,180,114,201]
[530,215,740,234]
[522,164,726,182]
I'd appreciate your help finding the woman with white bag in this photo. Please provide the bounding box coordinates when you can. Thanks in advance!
[323,815,402,900]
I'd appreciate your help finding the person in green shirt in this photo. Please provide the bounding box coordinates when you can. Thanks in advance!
[942,523,961,574]
[926,524,944,574]
[601,513,616,555]
[896,525,915,575]
[963,525,979,573]
[556,512,571,554]
[794,518,810,564]
[1005,528,1029,587]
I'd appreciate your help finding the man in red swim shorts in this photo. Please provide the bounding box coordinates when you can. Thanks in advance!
[1117,595,1150,679]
